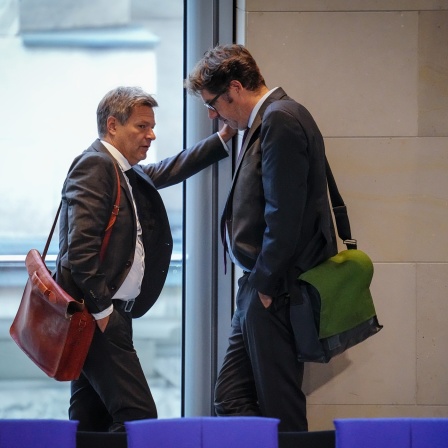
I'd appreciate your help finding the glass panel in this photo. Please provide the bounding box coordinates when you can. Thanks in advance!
[0,0,183,419]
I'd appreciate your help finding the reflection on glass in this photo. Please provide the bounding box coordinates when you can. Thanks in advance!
[0,0,183,419]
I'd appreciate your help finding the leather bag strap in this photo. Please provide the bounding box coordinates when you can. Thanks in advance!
[99,163,121,262]
[42,202,62,260]
[42,162,121,261]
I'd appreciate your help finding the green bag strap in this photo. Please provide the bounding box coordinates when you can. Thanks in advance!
[325,157,357,250]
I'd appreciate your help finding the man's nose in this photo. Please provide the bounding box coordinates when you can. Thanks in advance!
[208,109,220,120]
[147,129,156,140]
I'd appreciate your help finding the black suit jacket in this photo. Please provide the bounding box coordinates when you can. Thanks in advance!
[222,88,337,298]
[57,135,228,318]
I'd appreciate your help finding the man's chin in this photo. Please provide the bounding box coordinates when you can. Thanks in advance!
[138,151,148,162]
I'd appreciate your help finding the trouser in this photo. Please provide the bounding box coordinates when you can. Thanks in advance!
[214,273,308,432]
[69,305,157,432]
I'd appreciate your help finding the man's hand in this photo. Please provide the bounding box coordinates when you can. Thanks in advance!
[258,292,273,309]
[96,315,110,333]
[218,123,237,142]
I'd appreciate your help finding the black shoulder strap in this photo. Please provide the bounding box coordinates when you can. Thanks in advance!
[325,157,357,250]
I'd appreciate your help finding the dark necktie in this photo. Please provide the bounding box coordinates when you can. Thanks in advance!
[125,168,142,217]
[242,127,250,146]
[125,168,137,190]
[224,127,250,271]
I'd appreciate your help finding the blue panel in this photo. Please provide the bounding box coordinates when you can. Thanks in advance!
[126,418,201,448]
[201,417,279,448]
[334,418,411,448]
[412,419,448,448]
[0,419,78,448]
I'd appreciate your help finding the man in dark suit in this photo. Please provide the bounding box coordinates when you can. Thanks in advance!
[56,86,234,432]
[185,45,337,431]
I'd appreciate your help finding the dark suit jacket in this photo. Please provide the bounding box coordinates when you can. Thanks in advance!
[56,135,228,318]
[222,88,337,299]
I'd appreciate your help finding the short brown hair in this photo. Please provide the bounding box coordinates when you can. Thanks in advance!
[185,44,265,95]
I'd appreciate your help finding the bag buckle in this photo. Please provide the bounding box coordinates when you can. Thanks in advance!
[343,239,357,250]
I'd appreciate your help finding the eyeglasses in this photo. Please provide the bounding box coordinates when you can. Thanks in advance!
[203,89,227,112]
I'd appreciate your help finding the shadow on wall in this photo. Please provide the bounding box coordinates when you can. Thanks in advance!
[303,355,352,394]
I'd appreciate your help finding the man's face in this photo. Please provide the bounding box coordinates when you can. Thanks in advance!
[201,88,247,131]
[108,105,156,166]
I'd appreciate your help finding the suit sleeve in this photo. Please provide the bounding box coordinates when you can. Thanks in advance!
[141,133,229,188]
[248,105,309,297]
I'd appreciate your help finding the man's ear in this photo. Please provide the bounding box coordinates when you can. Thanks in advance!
[229,79,243,93]
[107,116,117,135]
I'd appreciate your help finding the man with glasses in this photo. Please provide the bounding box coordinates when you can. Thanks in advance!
[185,45,337,431]
[204,89,227,112]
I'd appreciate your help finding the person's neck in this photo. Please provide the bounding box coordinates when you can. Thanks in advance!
[247,85,270,110]
[242,85,270,128]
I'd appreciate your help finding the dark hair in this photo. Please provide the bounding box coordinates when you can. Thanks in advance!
[96,86,158,138]
[185,44,265,95]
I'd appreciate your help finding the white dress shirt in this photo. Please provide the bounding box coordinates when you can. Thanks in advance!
[91,141,145,320]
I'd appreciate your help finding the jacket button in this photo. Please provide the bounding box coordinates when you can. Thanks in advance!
[125,261,132,268]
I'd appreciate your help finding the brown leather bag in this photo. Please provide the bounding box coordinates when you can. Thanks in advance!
[10,248,96,381]
[10,162,121,381]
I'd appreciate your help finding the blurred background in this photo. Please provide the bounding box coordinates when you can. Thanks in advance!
[0,0,184,419]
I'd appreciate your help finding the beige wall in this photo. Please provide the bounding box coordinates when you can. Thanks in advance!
[237,0,448,431]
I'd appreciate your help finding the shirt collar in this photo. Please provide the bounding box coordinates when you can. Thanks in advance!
[247,87,279,129]
[100,140,132,172]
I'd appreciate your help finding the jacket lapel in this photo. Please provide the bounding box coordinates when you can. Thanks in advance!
[90,139,157,197]
[133,164,156,189]
[230,87,288,190]
[89,139,134,203]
